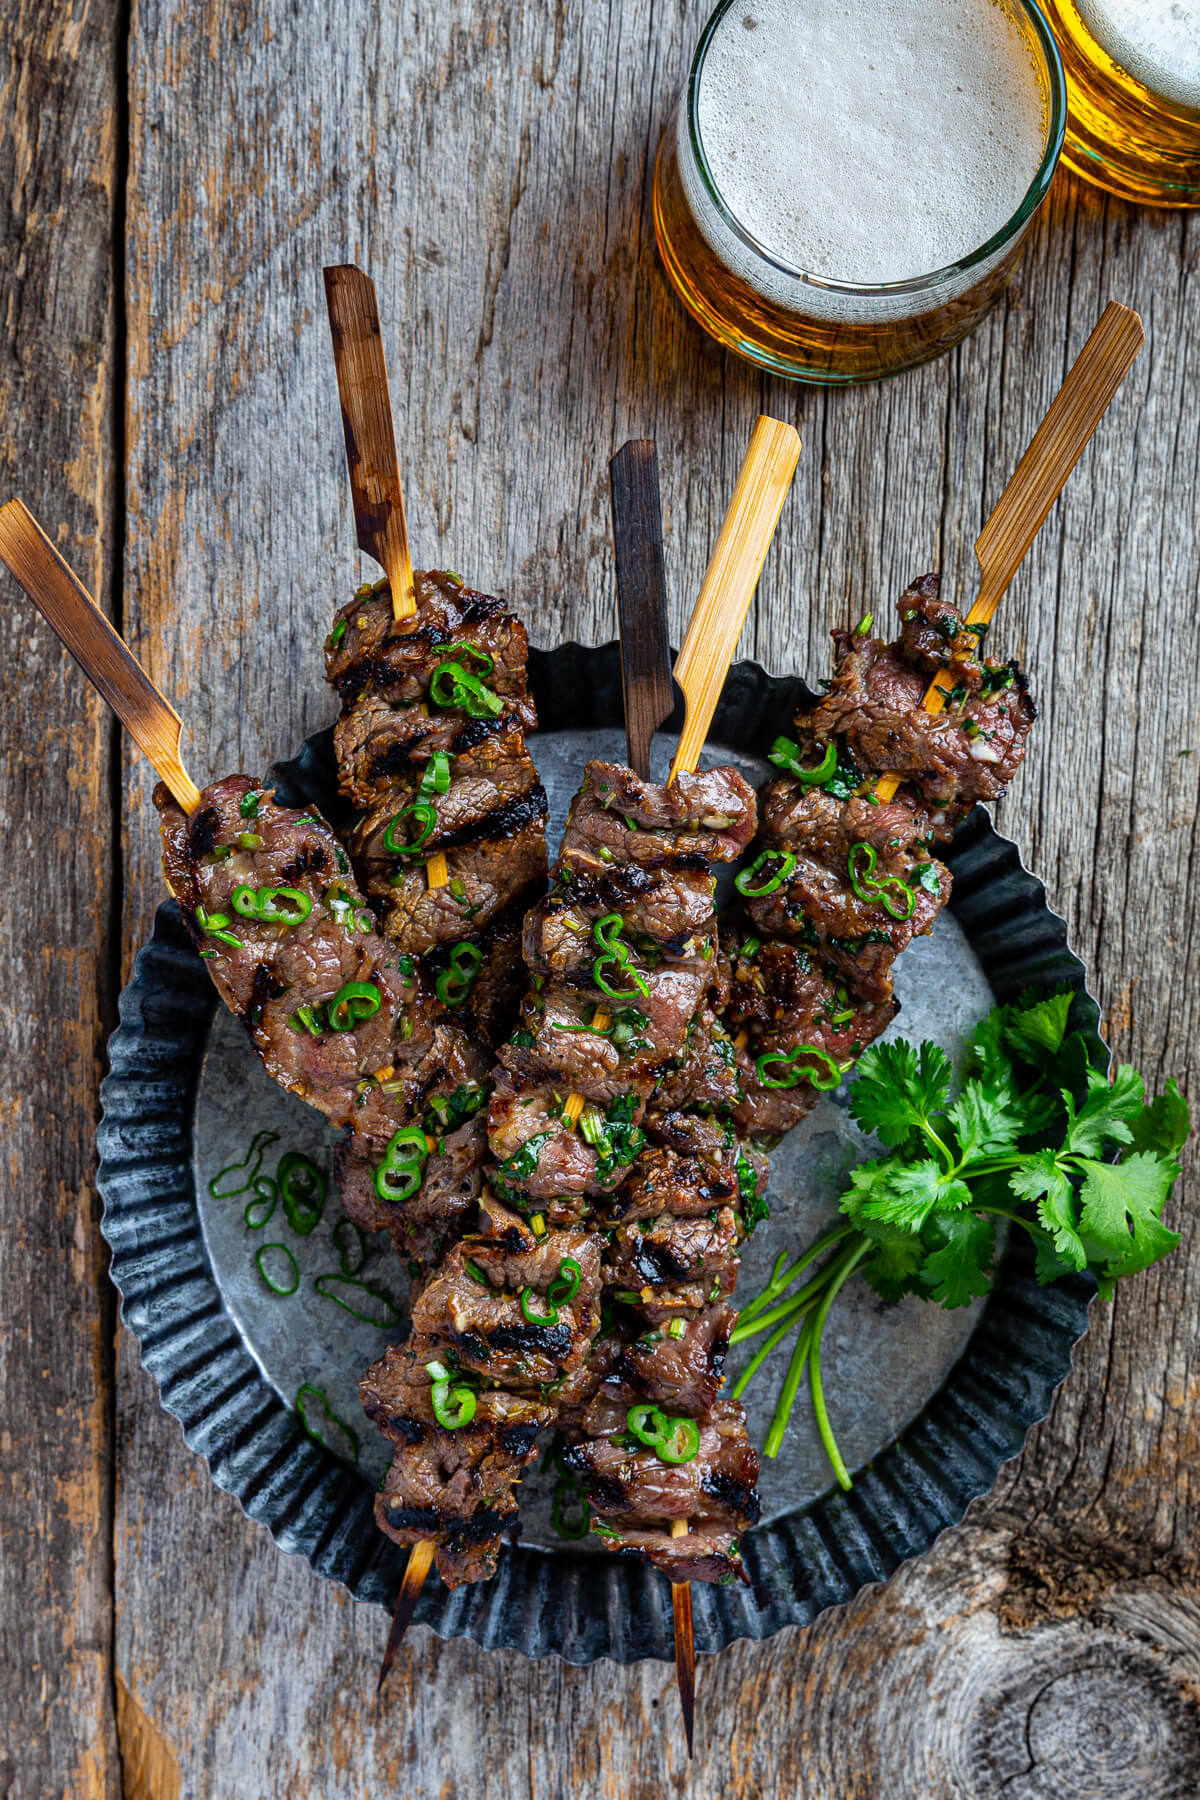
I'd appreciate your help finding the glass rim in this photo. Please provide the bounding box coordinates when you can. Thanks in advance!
[685,0,1068,298]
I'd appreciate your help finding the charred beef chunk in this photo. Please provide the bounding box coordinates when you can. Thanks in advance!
[155,775,470,1136]
[791,573,1035,824]
[563,1397,758,1583]
[406,1205,602,1390]
[326,572,548,955]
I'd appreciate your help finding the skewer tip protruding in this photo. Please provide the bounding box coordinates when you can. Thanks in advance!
[672,1571,696,1757]
[377,1539,435,1694]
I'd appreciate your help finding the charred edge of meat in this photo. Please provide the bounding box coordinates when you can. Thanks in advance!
[496,1422,540,1458]
[242,962,288,1032]
[481,1322,575,1357]
[701,1469,761,1524]
[188,806,221,859]
[382,1502,510,1545]
[429,785,549,855]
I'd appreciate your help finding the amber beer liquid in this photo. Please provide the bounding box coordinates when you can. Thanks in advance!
[1040,0,1200,205]
[653,0,1066,384]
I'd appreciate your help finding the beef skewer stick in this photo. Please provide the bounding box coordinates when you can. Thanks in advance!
[610,439,699,1753]
[324,264,417,629]
[873,301,1142,804]
[0,500,200,811]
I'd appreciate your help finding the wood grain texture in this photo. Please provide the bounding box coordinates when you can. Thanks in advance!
[0,4,122,1797]
[1,0,1196,1794]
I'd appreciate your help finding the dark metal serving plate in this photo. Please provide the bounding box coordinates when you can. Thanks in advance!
[97,647,1097,1664]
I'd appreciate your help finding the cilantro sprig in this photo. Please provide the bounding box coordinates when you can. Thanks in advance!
[732,991,1189,1486]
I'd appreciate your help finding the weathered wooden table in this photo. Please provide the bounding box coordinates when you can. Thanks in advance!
[3,5,1198,1795]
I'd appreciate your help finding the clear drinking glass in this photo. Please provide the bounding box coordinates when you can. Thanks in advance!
[653,0,1068,385]
[1040,0,1200,206]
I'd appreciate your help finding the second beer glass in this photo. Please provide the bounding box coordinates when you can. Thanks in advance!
[654,0,1067,384]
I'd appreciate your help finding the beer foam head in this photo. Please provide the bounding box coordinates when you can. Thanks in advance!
[1075,0,1200,112]
[695,0,1050,287]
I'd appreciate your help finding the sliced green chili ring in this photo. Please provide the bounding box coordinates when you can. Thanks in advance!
[592,912,626,950]
[435,941,484,1008]
[383,803,437,856]
[428,659,504,719]
[276,1151,328,1234]
[430,1377,477,1430]
[313,1272,403,1327]
[230,884,313,924]
[443,640,495,677]
[734,848,797,898]
[519,1286,559,1326]
[593,953,649,1000]
[418,751,452,800]
[327,980,382,1031]
[625,1403,701,1464]
[547,1256,582,1307]
[768,737,838,785]
[239,790,262,818]
[373,1125,430,1203]
[209,1130,280,1198]
[243,1173,278,1229]
[254,1241,299,1296]
[847,842,917,921]
[296,1383,360,1464]
[551,1478,591,1539]
[332,1215,368,1278]
[195,905,239,947]
[756,1044,843,1092]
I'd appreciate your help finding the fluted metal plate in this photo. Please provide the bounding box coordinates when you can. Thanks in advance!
[97,647,1097,1663]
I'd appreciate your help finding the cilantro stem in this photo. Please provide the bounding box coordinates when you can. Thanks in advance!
[735,1222,853,1330]
[974,1203,1055,1244]
[730,1262,842,1343]
[730,1297,818,1399]
[922,1121,956,1171]
[807,1242,872,1487]
[763,1311,818,1459]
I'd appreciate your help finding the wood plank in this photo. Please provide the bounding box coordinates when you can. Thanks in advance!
[117,0,1200,1789]
[0,6,121,1796]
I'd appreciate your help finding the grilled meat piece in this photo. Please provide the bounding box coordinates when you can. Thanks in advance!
[335,1115,486,1269]
[326,571,536,725]
[362,1345,550,1587]
[607,1208,741,1300]
[156,775,475,1138]
[791,574,1035,823]
[648,1008,741,1116]
[587,1306,736,1416]
[564,1397,759,1582]
[407,1206,602,1389]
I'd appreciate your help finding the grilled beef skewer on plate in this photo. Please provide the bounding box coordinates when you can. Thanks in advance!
[727,574,1036,1143]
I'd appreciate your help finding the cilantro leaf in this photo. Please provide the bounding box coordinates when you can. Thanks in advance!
[1062,1065,1144,1157]
[1077,1151,1180,1281]
[947,1074,1029,1161]
[861,1226,926,1303]
[1003,991,1072,1062]
[856,1161,970,1230]
[1033,1236,1084,1287]
[1009,1149,1085,1270]
[1127,1077,1191,1158]
[920,1211,995,1308]
[848,1040,952,1147]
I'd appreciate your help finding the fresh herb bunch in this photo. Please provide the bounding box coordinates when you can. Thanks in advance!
[732,990,1190,1488]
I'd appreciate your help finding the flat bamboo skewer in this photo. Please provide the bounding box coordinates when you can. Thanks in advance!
[874,301,1143,804]
[376,1539,434,1693]
[323,263,448,891]
[0,500,202,813]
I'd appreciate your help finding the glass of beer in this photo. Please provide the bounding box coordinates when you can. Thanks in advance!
[1040,2,1200,205]
[653,0,1067,384]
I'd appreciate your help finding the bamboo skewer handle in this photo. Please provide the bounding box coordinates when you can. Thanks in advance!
[874,301,1143,803]
[0,499,202,813]
[670,416,801,782]
[323,264,416,623]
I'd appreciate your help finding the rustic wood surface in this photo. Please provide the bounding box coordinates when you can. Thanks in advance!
[2,3,1198,1795]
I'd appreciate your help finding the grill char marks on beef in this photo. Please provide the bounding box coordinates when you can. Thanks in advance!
[360,1345,551,1586]
[154,776,485,1149]
[326,572,547,952]
[728,574,1036,1142]
[322,571,552,1585]
[488,761,756,1210]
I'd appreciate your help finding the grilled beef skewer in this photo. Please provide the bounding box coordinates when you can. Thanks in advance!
[728,574,1036,1143]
